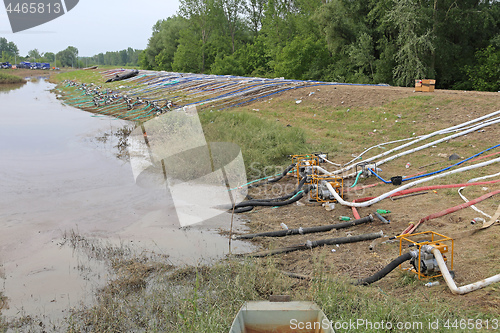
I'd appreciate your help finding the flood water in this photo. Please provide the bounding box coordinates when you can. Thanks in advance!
[0,79,253,321]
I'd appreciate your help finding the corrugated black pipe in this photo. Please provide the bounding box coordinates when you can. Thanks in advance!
[355,252,415,285]
[234,186,311,210]
[220,180,309,211]
[235,215,374,239]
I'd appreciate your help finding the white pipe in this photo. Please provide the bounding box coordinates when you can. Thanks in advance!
[428,246,500,295]
[334,118,500,176]
[343,116,500,169]
[314,165,333,175]
[458,187,492,218]
[368,118,500,169]
[467,171,500,183]
[335,110,500,175]
[343,136,424,167]
[322,157,342,167]
[326,157,500,207]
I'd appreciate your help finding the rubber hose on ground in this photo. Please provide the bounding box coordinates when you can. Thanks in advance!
[248,177,307,203]
[233,206,254,214]
[355,252,414,285]
[267,163,296,183]
[248,163,296,188]
[231,186,311,211]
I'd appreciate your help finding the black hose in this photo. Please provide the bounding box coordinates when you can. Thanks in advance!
[248,177,307,203]
[236,215,374,239]
[233,206,254,214]
[267,163,297,183]
[234,186,310,209]
[219,179,309,212]
[355,252,414,286]
[248,163,296,188]
[243,231,384,257]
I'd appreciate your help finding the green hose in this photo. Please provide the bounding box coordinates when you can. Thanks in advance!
[350,170,363,188]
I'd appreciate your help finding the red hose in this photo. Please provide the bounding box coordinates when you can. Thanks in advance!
[351,197,376,219]
[470,151,500,163]
[403,189,500,235]
[348,179,500,224]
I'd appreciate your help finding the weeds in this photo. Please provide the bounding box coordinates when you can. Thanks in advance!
[0,72,26,84]
[60,257,497,332]
[199,111,310,178]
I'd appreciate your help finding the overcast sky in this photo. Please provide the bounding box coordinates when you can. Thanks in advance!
[0,0,180,57]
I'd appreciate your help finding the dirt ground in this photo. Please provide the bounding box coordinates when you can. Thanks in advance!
[234,85,500,315]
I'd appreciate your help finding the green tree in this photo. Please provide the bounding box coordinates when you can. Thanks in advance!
[141,16,187,70]
[221,0,245,53]
[44,52,55,63]
[466,45,500,91]
[0,38,19,62]
[245,0,266,36]
[56,46,78,67]
[178,0,217,72]
[387,0,434,86]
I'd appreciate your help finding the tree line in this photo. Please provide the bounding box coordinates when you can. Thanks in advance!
[140,0,500,91]
[0,38,141,68]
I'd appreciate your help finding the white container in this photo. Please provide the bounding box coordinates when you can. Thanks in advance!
[230,301,335,333]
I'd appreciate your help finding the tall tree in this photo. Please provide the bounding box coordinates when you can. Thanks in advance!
[28,49,42,61]
[221,0,245,53]
[179,0,216,72]
[387,0,434,86]
[245,0,266,36]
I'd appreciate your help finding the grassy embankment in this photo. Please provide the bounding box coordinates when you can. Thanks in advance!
[0,72,26,84]
[1,69,496,332]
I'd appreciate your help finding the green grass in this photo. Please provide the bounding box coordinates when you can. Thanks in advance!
[200,111,310,179]
[56,253,496,333]
[0,72,26,84]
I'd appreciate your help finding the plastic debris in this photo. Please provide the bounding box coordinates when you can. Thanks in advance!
[471,217,485,225]
[280,223,288,230]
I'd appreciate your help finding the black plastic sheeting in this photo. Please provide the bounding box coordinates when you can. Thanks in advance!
[106,70,139,83]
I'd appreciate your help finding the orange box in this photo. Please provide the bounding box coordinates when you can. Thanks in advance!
[415,79,436,92]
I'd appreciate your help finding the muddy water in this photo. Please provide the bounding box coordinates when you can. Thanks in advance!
[0,79,253,320]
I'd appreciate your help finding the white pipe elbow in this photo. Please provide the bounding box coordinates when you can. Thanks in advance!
[430,247,500,295]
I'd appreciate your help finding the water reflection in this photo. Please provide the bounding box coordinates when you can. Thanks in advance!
[0,78,254,323]
[0,83,24,94]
